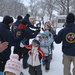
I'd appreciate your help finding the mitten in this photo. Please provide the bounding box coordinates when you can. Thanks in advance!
[21,39,27,44]
[42,59,45,64]
[20,39,27,48]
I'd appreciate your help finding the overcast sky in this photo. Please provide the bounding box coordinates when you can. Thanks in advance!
[22,0,30,6]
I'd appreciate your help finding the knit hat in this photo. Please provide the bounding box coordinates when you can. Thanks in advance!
[41,30,49,37]
[32,39,40,46]
[2,15,13,25]
[66,13,75,23]
[4,54,22,75]
[24,13,30,19]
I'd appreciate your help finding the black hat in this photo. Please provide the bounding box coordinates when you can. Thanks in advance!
[24,13,30,19]
[25,14,30,17]
[21,19,28,25]
[17,15,23,20]
[3,15,13,25]
[66,13,75,23]
[32,39,40,46]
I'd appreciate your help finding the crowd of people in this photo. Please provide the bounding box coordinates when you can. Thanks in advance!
[0,12,75,75]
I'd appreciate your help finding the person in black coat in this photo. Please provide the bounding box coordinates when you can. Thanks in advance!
[53,13,75,75]
[0,15,18,72]
[14,19,40,69]
[24,14,39,29]
[12,15,23,32]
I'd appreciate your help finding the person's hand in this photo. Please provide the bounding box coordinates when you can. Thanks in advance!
[42,59,45,64]
[51,28,56,35]
[21,39,27,44]
[20,39,27,48]
[0,41,8,52]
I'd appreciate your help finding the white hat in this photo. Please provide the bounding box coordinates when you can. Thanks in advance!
[4,54,22,75]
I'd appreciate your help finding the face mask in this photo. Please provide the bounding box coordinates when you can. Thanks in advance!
[32,46,38,49]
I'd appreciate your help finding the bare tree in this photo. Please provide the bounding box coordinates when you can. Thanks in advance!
[55,0,74,15]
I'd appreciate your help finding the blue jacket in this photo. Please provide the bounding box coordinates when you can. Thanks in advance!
[54,23,75,56]
[0,22,17,60]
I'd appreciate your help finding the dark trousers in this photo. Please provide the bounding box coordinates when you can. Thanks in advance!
[23,51,29,69]
[45,55,51,70]
[29,65,42,75]
[0,59,7,72]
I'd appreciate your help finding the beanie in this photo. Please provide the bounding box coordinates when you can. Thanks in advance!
[17,15,23,20]
[24,13,30,19]
[32,39,40,46]
[3,15,13,25]
[21,19,28,25]
[4,54,22,75]
[41,30,49,37]
[66,13,75,23]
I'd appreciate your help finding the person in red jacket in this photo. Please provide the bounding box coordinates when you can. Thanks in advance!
[20,39,45,75]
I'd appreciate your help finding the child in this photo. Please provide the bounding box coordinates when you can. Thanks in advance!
[20,39,45,75]
[4,54,22,75]
[39,30,54,71]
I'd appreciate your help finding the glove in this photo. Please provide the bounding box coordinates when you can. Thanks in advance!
[20,39,27,48]
[21,39,27,44]
[42,59,45,64]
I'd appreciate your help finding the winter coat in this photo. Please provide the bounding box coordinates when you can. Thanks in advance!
[39,31,54,56]
[25,44,45,66]
[0,22,17,60]
[54,23,75,56]
[12,20,21,32]
[18,24,40,40]
[40,37,53,56]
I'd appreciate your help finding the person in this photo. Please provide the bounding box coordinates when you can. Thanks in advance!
[39,30,53,71]
[14,19,40,69]
[0,42,8,52]
[24,14,40,29]
[12,15,23,32]
[4,54,22,75]
[0,15,18,74]
[20,39,45,75]
[53,13,75,75]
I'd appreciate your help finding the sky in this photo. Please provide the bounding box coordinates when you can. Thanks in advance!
[21,0,30,6]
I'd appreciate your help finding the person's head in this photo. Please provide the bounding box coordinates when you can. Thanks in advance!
[66,13,75,23]
[24,13,30,19]
[17,15,23,21]
[2,15,13,26]
[18,19,28,29]
[4,54,22,75]
[29,16,35,25]
[32,39,40,47]
[21,19,28,26]
[41,30,49,38]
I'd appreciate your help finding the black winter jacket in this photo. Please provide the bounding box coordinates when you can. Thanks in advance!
[0,22,18,60]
